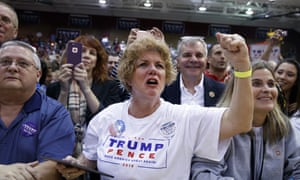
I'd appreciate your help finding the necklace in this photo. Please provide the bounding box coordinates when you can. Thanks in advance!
[128,100,161,118]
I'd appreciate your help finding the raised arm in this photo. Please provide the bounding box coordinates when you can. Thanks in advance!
[216,33,253,140]
[127,27,165,46]
[261,29,284,61]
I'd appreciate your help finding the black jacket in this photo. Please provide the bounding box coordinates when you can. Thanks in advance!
[161,74,225,107]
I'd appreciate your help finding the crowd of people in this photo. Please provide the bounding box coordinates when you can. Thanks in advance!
[1,1,300,180]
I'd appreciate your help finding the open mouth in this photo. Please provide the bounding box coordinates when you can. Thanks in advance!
[147,79,158,85]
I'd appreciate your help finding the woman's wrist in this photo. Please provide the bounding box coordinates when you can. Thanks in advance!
[233,61,252,78]
[233,62,251,72]
[82,87,92,95]
[234,68,252,78]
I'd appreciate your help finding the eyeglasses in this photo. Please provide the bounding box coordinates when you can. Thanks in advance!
[0,58,35,69]
[0,15,13,26]
[0,40,40,70]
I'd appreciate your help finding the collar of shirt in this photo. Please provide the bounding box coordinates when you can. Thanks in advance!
[179,73,204,106]
[204,70,228,82]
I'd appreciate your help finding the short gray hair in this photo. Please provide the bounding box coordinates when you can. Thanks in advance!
[0,2,19,29]
[0,40,41,70]
[177,37,208,58]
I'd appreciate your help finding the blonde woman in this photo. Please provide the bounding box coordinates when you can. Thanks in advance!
[56,32,253,180]
[191,61,300,180]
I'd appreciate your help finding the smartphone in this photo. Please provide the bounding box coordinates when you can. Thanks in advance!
[136,30,151,40]
[67,42,82,65]
[42,156,114,177]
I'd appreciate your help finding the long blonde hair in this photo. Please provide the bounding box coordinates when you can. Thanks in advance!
[218,61,290,144]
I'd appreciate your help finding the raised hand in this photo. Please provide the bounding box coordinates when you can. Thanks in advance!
[149,27,165,41]
[56,156,86,180]
[58,63,74,92]
[127,28,140,45]
[216,32,250,71]
[73,63,90,93]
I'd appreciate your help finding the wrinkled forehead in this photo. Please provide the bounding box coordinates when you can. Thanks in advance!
[180,41,206,54]
[0,45,33,61]
[184,40,203,47]
[183,39,206,49]
[212,44,222,51]
[212,45,226,55]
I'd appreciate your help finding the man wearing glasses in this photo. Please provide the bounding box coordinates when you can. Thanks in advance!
[0,2,18,45]
[0,41,75,179]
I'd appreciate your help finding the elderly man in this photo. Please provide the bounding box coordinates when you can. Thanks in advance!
[0,2,18,45]
[0,40,75,179]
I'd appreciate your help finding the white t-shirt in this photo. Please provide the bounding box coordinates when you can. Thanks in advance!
[83,99,229,180]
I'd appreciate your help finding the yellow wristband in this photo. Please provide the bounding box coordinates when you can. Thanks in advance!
[234,69,252,78]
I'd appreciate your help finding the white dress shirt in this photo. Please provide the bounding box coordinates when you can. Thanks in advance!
[180,74,204,106]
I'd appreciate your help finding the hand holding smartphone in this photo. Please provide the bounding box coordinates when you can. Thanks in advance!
[136,30,152,40]
[42,156,114,177]
[67,42,82,66]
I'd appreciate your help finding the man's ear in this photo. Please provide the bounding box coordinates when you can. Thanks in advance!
[36,70,42,83]
[13,28,18,39]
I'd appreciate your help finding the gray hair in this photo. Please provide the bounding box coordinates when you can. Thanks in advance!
[0,40,41,70]
[177,37,208,58]
[0,2,19,29]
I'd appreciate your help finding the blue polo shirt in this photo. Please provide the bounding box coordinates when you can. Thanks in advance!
[0,91,75,164]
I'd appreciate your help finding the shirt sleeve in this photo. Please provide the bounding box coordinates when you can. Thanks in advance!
[38,100,75,161]
[190,107,230,161]
[82,119,100,161]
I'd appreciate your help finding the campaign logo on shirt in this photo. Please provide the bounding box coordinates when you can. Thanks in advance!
[102,136,169,169]
[109,120,126,137]
[159,121,176,139]
[21,122,38,137]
